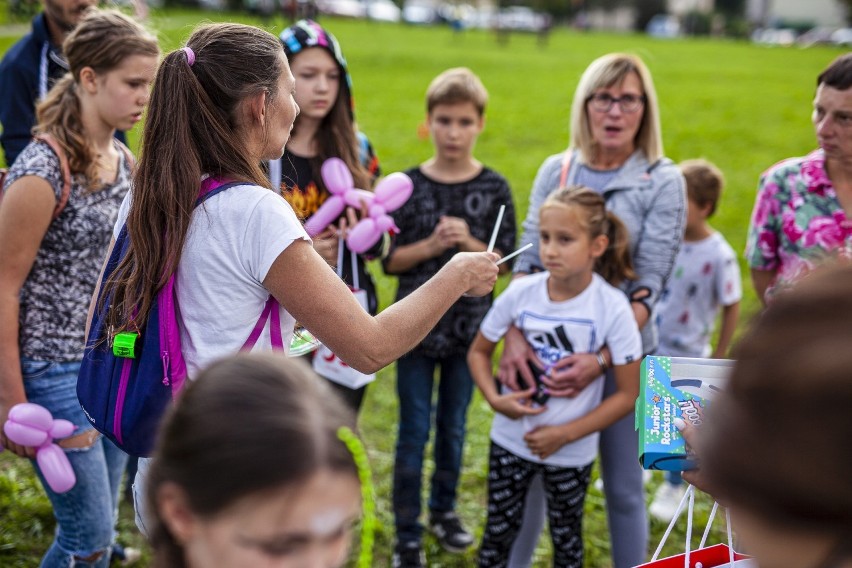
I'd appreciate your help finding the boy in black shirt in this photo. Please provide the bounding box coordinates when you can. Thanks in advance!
[384,67,516,568]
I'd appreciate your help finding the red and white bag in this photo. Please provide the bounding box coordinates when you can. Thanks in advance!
[312,241,376,389]
[635,485,754,568]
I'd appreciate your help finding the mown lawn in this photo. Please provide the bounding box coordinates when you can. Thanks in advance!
[0,8,845,566]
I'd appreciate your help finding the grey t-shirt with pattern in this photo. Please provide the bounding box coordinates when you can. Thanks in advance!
[4,140,131,362]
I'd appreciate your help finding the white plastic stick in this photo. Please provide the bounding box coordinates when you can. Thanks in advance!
[496,243,533,266]
[486,205,506,253]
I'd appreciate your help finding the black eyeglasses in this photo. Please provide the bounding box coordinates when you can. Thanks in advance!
[586,92,646,113]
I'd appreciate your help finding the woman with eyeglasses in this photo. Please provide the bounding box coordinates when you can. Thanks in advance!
[495,53,686,568]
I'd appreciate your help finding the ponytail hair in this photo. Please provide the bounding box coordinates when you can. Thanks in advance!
[541,186,636,286]
[34,9,159,190]
[104,23,286,335]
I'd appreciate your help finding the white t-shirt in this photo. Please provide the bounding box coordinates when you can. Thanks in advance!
[657,232,741,358]
[114,183,309,377]
[479,272,642,468]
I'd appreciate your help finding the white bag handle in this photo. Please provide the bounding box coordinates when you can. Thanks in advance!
[650,485,735,568]
[336,237,360,290]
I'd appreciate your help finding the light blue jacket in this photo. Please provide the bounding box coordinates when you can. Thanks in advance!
[514,149,686,353]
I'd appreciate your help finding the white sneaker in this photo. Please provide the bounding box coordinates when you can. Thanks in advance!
[649,482,687,522]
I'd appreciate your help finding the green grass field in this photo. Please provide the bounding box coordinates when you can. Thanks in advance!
[0,9,846,566]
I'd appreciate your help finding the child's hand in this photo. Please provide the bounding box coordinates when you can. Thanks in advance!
[545,353,602,397]
[437,216,471,249]
[676,419,716,496]
[426,221,451,256]
[524,424,569,460]
[1,400,39,458]
[337,210,361,241]
[489,387,547,420]
[496,325,537,392]
[344,204,366,225]
[313,226,339,267]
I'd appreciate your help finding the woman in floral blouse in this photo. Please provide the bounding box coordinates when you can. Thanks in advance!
[747,53,852,303]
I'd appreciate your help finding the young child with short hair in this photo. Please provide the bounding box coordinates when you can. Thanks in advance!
[649,158,741,521]
[468,186,641,568]
[383,67,516,568]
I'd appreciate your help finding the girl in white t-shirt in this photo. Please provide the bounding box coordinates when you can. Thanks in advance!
[467,186,642,568]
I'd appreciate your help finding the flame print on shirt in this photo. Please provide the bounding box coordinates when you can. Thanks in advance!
[281,181,327,221]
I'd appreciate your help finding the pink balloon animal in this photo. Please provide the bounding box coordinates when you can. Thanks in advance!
[303,157,413,254]
[2,403,76,493]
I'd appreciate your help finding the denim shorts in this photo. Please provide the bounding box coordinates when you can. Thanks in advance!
[21,358,95,435]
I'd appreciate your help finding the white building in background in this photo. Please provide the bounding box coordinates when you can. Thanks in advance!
[668,0,714,16]
[582,0,847,32]
[746,0,847,27]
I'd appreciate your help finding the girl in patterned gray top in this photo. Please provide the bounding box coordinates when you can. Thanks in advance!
[0,10,158,567]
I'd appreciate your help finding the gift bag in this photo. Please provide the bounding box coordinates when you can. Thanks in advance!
[636,485,754,568]
[313,242,376,389]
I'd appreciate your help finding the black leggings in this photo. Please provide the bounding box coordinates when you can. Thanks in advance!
[478,442,592,568]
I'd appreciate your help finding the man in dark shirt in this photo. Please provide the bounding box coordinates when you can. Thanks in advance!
[0,0,99,166]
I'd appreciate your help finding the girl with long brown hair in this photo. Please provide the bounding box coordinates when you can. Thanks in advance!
[269,19,383,412]
[0,9,159,566]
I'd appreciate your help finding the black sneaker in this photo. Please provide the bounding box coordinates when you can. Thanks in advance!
[392,541,426,568]
[429,510,474,553]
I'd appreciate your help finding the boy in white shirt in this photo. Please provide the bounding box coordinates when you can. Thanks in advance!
[650,158,742,520]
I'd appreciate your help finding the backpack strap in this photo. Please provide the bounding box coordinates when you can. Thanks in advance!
[33,133,72,221]
[559,150,573,189]
[241,296,284,351]
[115,140,136,172]
[197,177,245,205]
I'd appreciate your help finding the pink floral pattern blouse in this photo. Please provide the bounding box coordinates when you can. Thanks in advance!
[746,149,852,297]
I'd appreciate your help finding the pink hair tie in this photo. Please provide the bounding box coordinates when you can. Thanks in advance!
[182,46,195,67]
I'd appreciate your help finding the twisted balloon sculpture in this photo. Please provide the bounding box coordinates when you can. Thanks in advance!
[303,158,413,254]
[2,403,76,493]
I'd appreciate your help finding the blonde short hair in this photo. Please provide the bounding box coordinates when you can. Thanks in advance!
[426,67,488,115]
[569,53,664,164]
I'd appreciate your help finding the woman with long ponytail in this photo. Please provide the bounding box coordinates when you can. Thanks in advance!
[97,23,498,534]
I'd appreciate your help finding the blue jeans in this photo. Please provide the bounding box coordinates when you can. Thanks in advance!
[666,470,683,485]
[21,359,128,568]
[392,352,474,544]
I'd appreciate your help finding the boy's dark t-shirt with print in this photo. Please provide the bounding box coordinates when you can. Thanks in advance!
[386,166,516,358]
